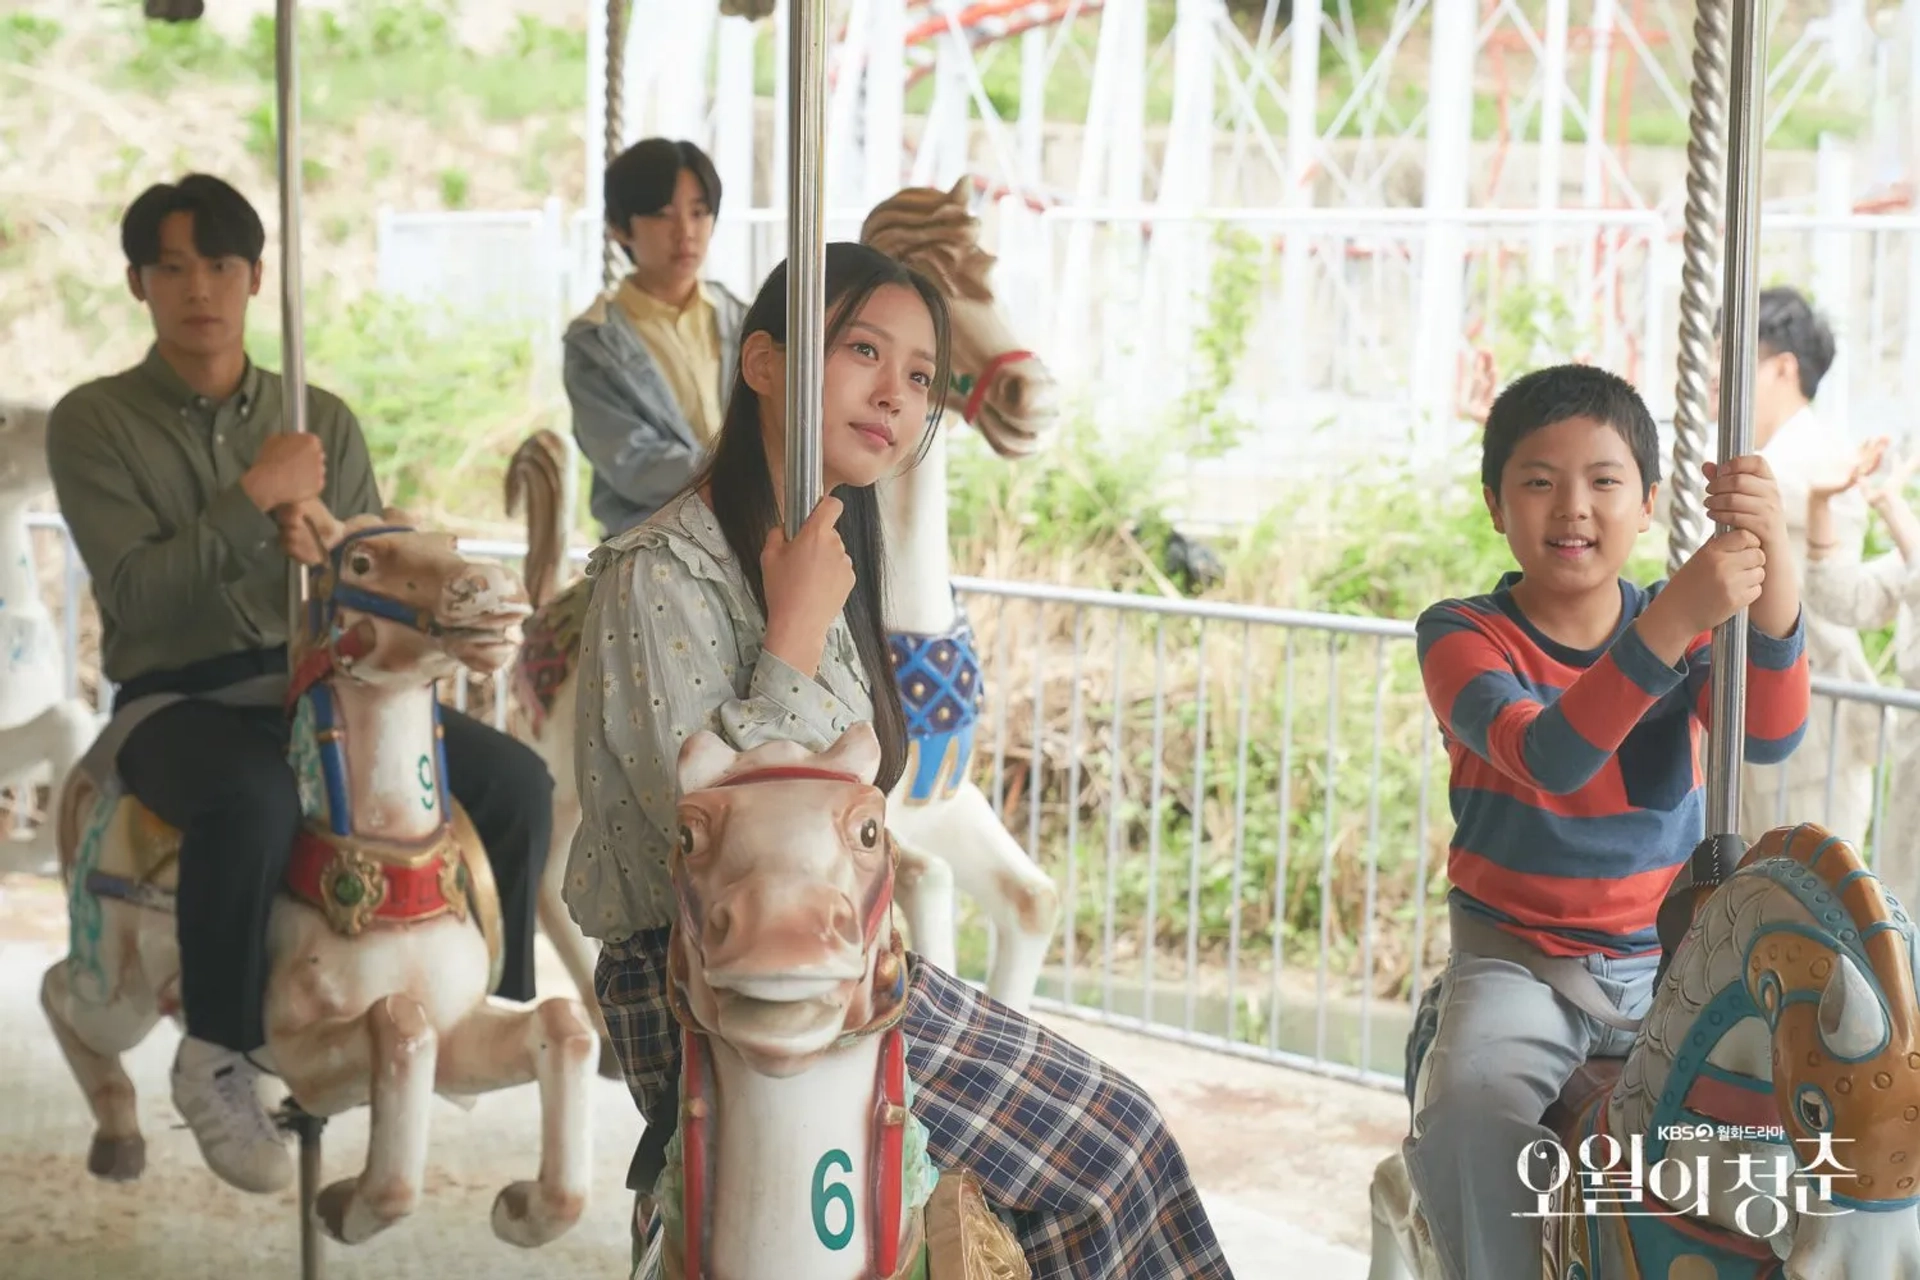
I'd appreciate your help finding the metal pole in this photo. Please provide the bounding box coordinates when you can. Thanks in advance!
[603,0,631,291]
[276,0,309,635]
[1667,0,1730,572]
[1703,0,1768,845]
[784,0,827,538]
[1654,0,1766,979]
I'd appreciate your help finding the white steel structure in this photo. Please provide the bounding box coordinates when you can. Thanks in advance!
[373,1,1920,519]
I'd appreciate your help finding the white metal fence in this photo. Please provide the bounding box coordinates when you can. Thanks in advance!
[374,198,1920,505]
[14,517,1920,1092]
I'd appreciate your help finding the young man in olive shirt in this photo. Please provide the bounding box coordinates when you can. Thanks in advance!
[45,175,553,1195]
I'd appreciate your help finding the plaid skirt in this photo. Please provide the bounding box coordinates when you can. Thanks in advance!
[596,929,1233,1279]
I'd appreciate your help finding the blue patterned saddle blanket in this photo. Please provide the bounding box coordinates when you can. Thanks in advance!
[886,612,986,805]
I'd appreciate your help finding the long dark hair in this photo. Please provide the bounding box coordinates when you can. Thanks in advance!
[689,242,953,793]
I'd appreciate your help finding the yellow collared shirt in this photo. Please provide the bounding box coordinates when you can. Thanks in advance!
[615,277,724,444]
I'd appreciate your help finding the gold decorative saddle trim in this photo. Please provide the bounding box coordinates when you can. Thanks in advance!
[925,1170,1031,1279]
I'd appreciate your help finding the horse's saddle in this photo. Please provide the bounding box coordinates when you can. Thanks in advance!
[922,1169,1030,1279]
[70,780,505,988]
[1544,1057,1623,1132]
[511,577,592,732]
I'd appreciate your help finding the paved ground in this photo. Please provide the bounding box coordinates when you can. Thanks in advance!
[0,871,1400,1278]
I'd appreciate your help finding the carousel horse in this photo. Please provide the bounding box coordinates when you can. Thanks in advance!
[506,177,1063,1022]
[0,401,97,872]
[41,508,596,1249]
[1368,823,1920,1280]
[633,721,1029,1280]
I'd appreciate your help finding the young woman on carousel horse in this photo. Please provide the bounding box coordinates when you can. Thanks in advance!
[1406,364,1811,1279]
[44,173,554,1197]
[566,240,1231,1278]
[566,137,749,540]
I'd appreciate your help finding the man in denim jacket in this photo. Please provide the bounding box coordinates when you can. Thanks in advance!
[565,139,747,538]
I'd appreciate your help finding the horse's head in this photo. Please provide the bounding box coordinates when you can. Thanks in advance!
[295,508,531,689]
[668,724,902,1078]
[0,400,51,503]
[1741,824,1920,1276]
[862,178,1059,458]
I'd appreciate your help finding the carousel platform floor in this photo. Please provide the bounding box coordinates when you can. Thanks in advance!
[0,870,1388,1279]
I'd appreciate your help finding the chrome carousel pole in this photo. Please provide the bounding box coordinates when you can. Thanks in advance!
[784,0,829,536]
[277,0,310,636]
[1658,0,1769,964]
[1666,0,1732,573]
[272,4,329,1275]
[603,0,632,291]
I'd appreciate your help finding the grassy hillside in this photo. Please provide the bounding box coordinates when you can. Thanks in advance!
[1,0,588,530]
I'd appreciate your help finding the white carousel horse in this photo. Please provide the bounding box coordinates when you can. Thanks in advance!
[41,509,596,1249]
[0,400,98,873]
[1369,823,1920,1280]
[505,178,1063,1027]
[634,721,1029,1280]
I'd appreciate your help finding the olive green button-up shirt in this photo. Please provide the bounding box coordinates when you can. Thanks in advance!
[46,346,383,686]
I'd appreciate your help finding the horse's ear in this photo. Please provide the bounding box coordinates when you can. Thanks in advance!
[340,511,389,535]
[304,504,348,552]
[1816,951,1889,1060]
[678,731,739,795]
[819,722,882,786]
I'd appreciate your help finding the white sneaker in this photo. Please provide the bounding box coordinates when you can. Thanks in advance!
[170,1038,293,1194]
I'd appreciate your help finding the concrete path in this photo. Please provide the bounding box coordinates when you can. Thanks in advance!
[0,872,1395,1277]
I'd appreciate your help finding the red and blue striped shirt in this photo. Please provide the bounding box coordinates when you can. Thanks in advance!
[1417,572,1810,957]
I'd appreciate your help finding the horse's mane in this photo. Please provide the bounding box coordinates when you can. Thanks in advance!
[504,429,568,610]
[1743,823,1918,1033]
[860,182,997,303]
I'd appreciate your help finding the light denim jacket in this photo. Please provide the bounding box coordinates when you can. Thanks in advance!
[561,281,748,538]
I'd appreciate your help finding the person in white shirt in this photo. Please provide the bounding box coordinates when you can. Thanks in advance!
[1708,288,1880,842]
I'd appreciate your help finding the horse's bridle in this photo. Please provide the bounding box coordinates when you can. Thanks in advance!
[953,347,1035,425]
[287,524,448,707]
[308,524,447,637]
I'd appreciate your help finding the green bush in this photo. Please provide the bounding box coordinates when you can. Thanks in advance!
[938,229,1673,1017]
[246,291,550,518]
[235,1,584,128]
[0,12,61,62]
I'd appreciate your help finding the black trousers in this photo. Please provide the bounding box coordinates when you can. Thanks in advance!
[117,699,553,1054]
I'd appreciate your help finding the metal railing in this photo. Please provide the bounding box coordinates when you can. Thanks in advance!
[13,518,1920,1093]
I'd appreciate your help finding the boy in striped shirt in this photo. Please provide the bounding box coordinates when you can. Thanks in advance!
[1405,364,1809,1279]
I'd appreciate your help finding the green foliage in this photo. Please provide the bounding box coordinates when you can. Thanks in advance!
[0,12,61,62]
[1483,281,1590,382]
[943,245,1670,1013]
[438,167,471,209]
[1180,226,1264,459]
[247,291,544,515]
[121,7,246,90]
[950,417,1674,1014]
[232,1,584,129]
[1857,486,1920,678]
